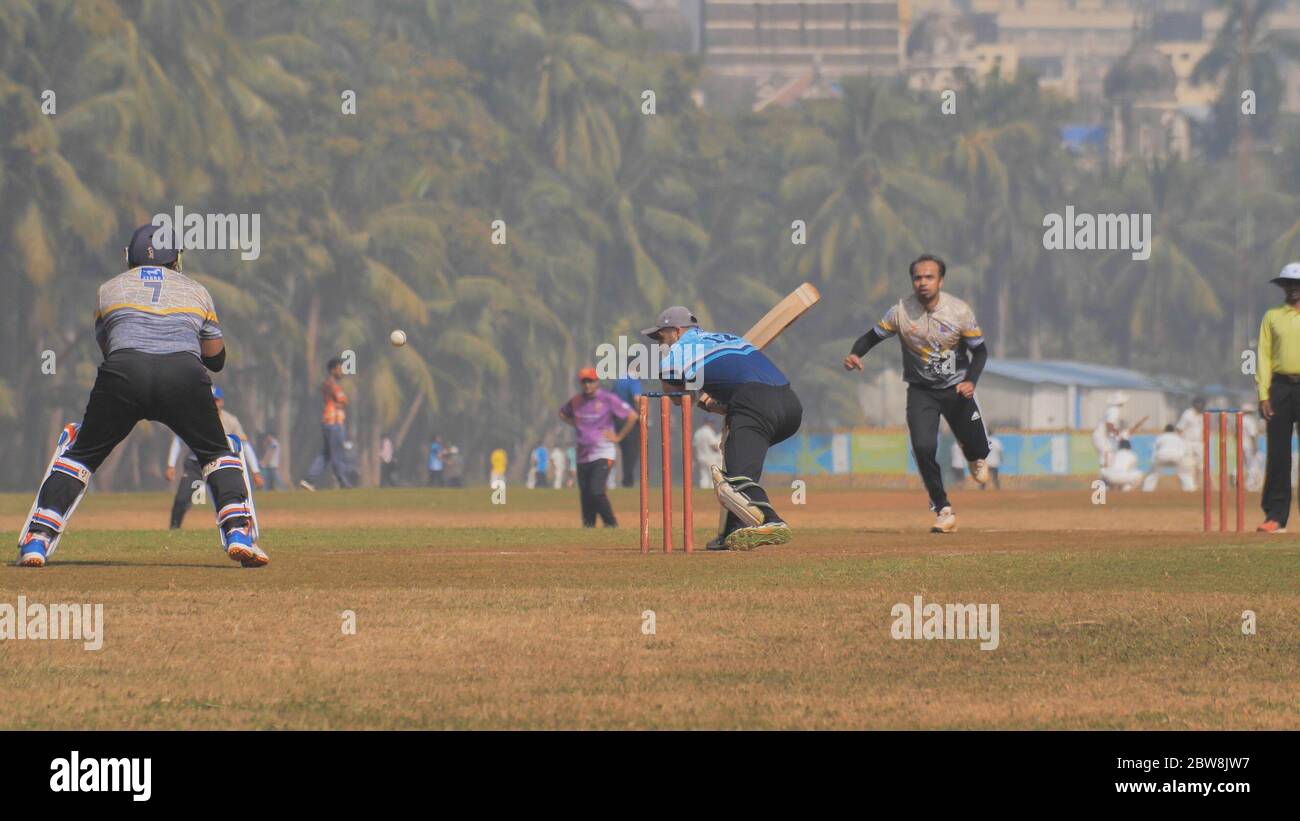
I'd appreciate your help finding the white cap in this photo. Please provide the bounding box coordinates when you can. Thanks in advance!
[1271,262,1300,286]
[1107,391,1129,406]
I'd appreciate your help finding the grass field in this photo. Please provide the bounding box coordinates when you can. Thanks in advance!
[1,484,1296,729]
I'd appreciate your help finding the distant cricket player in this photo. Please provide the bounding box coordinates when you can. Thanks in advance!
[646,307,803,550]
[559,367,638,527]
[843,254,990,533]
[17,224,267,567]
[300,356,352,490]
[166,384,263,528]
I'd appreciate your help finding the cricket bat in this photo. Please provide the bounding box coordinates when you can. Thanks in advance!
[697,282,821,411]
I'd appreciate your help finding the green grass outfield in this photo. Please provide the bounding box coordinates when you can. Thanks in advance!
[0,487,1296,729]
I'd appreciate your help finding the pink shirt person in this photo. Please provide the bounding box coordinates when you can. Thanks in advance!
[559,388,634,464]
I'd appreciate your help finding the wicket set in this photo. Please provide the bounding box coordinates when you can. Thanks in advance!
[1202,410,1245,533]
[638,392,693,554]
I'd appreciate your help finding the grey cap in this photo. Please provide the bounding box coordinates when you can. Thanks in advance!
[641,306,699,338]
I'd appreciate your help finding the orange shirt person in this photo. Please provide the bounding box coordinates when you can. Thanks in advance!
[300,357,353,490]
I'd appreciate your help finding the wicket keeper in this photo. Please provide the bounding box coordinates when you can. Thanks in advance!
[645,306,803,550]
[843,254,990,533]
[17,225,267,567]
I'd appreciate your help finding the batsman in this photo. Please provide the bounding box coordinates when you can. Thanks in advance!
[16,225,267,568]
[644,306,803,550]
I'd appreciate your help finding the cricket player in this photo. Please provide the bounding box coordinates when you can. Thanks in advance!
[1099,439,1143,491]
[17,225,267,567]
[1256,263,1300,533]
[1240,401,1263,492]
[1174,397,1206,490]
[1142,424,1188,492]
[693,419,723,488]
[550,443,567,489]
[300,357,352,490]
[646,306,803,550]
[843,254,989,533]
[559,367,638,527]
[166,385,263,528]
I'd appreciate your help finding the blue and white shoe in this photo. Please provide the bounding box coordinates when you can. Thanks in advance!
[223,526,269,568]
[17,532,51,567]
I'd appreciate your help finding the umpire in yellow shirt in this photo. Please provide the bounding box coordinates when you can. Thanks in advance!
[1256,262,1300,533]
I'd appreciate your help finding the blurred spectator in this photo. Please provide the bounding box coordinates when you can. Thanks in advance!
[693,420,723,487]
[380,434,397,487]
[612,376,642,487]
[550,444,566,489]
[261,432,282,491]
[444,445,464,487]
[528,444,548,489]
[490,447,508,486]
[427,435,444,486]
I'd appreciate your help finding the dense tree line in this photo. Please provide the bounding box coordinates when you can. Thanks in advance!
[1,0,1297,489]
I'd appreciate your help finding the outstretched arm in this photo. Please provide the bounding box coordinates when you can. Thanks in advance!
[844,327,888,371]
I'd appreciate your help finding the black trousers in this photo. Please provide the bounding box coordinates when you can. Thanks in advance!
[906,384,990,511]
[577,458,616,527]
[722,383,803,533]
[619,422,640,488]
[32,349,245,535]
[170,456,203,528]
[1262,379,1300,525]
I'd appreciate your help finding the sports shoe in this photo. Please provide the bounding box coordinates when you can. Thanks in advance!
[931,506,957,533]
[1256,520,1287,534]
[16,532,51,567]
[223,526,270,567]
[706,534,730,551]
[969,459,990,486]
[298,479,316,492]
[724,521,792,551]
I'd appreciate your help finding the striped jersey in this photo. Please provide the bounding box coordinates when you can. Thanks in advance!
[658,327,788,403]
[94,266,221,358]
[875,292,984,389]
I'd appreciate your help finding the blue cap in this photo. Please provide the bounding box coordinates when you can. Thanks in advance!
[127,223,180,268]
[211,386,224,400]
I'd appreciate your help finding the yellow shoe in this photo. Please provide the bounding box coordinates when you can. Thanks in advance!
[930,506,957,533]
[969,459,989,486]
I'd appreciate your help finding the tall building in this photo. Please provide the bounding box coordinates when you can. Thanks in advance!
[699,1,906,109]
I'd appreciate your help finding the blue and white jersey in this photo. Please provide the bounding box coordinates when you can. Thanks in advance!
[658,328,788,403]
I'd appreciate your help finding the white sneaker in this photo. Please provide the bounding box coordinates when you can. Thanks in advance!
[969,459,989,486]
[931,506,957,533]
[298,479,316,492]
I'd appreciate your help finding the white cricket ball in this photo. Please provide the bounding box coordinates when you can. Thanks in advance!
[390,329,407,347]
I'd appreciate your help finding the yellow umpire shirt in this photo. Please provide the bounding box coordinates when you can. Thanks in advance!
[1256,303,1300,400]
